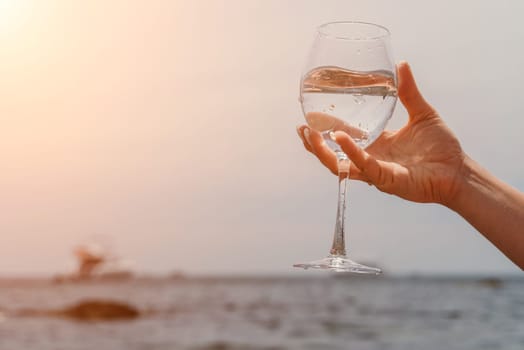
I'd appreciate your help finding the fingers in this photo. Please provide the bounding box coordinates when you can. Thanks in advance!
[305,112,367,139]
[304,128,339,175]
[297,125,364,178]
[397,61,435,122]
[296,125,313,153]
[297,125,337,174]
[334,131,392,187]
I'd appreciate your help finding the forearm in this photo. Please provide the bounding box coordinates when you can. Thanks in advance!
[447,156,524,269]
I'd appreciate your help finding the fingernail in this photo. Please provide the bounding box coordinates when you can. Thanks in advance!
[399,60,411,71]
[303,127,312,145]
[333,131,344,142]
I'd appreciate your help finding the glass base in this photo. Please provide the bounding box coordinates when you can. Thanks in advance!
[293,255,382,274]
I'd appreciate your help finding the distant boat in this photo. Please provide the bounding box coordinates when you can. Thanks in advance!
[53,243,134,283]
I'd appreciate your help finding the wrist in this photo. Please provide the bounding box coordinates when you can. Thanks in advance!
[440,153,524,269]
[441,153,475,211]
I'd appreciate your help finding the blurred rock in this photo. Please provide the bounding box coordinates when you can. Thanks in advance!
[17,299,140,321]
[58,300,140,321]
[477,278,504,289]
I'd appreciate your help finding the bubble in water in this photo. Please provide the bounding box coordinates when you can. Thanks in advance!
[353,94,365,104]
[328,104,335,111]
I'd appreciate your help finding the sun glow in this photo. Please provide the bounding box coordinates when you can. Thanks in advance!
[0,0,30,35]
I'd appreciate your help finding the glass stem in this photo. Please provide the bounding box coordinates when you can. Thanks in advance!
[330,154,350,257]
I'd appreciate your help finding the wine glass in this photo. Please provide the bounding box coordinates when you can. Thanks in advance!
[294,21,397,273]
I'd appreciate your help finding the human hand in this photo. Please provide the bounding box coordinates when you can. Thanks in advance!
[297,62,466,206]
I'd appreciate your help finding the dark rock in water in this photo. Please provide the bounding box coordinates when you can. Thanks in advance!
[446,310,462,320]
[58,300,140,321]
[192,342,284,350]
[477,278,504,289]
[52,272,133,284]
[224,301,236,312]
[16,299,140,321]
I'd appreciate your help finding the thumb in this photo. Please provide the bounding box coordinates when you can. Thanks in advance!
[397,61,435,122]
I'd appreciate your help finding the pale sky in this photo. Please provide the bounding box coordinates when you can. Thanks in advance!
[1,0,523,276]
